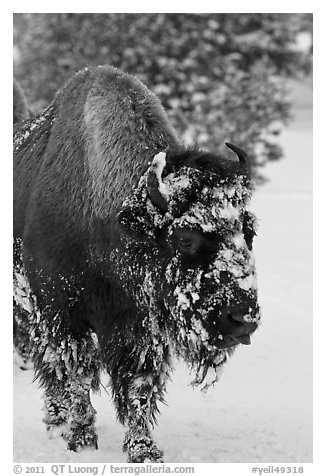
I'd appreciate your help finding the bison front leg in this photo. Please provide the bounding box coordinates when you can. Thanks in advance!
[122,385,164,463]
[43,375,99,451]
[110,341,172,463]
[34,327,100,451]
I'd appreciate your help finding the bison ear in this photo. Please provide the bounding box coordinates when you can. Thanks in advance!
[147,152,169,212]
[225,142,251,174]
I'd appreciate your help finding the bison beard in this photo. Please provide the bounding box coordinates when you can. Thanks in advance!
[13,65,261,462]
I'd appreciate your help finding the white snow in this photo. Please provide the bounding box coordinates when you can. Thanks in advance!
[232,233,245,249]
[237,273,257,291]
[13,100,312,463]
[219,203,240,220]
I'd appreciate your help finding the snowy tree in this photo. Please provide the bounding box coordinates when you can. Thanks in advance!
[13,13,312,182]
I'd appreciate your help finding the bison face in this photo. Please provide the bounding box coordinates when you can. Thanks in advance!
[117,145,261,388]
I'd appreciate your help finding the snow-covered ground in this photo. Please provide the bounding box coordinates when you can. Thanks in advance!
[13,86,312,463]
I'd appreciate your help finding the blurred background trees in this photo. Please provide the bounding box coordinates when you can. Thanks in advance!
[13,13,312,182]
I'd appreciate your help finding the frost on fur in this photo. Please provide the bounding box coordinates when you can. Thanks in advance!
[116,156,260,391]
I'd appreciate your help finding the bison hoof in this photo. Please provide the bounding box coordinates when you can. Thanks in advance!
[128,446,164,463]
[125,440,164,463]
[66,426,98,452]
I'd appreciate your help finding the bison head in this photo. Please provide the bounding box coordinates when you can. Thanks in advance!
[117,144,260,389]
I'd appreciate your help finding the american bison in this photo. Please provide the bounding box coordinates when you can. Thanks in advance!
[13,65,261,462]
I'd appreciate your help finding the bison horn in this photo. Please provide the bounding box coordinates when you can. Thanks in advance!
[147,152,169,212]
[225,142,250,171]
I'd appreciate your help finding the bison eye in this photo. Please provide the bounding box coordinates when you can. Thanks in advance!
[174,228,204,255]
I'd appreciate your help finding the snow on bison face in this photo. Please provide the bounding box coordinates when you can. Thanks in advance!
[117,145,261,388]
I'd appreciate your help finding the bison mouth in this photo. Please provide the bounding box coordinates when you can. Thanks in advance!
[209,306,260,349]
[215,332,252,349]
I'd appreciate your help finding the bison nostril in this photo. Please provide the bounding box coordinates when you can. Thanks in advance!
[228,313,245,326]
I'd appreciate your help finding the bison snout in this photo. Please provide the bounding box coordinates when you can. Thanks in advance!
[217,304,259,346]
